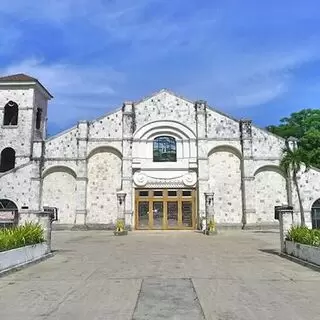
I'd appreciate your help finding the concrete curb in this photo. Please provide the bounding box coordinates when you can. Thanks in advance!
[280,252,320,272]
[0,251,54,278]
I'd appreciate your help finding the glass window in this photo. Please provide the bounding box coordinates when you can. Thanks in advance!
[153,136,176,162]
[154,191,163,197]
[139,191,149,197]
[168,191,177,197]
[182,191,192,197]
[312,199,320,229]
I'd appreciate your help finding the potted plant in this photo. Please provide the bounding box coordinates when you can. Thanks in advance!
[206,219,217,235]
[114,219,128,236]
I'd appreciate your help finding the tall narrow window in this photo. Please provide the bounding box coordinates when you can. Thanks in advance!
[3,101,18,125]
[36,108,42,130]
[0,148,15,172]
[311,199,320,229]
[153,136,177,162]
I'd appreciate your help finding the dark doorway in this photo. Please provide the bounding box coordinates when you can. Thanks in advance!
[0,148,16,172]
[3,101,18,125]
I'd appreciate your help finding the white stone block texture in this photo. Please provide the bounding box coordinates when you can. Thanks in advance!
[86,150,122,224]
[42,170,76,224]
[208,150,243,224]
[254,170,287,223]
[207,109,239,139]
[134,91,197,134]
[89,110,123,139]
[45,127,79,159]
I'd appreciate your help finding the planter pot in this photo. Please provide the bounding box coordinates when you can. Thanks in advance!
[285,240,320,266]
[114,230,128,236]
[205,229,218,236]
[0,242,49,273]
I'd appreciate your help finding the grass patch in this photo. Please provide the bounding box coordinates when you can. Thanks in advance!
[0,223,44,252]
[287,225,320,247]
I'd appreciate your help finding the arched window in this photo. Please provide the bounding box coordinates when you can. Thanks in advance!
[311,199,320,229]
[0,199,18,210]
[0,148,15,172]
[36,108,42,130]
[3,101,18,125]
[153,136,177,162]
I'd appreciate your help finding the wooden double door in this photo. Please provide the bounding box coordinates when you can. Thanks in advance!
[135,189,196,230]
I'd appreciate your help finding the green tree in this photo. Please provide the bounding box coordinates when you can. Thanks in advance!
[267,109,320,168]
[280,145,310,227]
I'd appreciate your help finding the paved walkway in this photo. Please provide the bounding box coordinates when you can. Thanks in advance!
[0,230,319,320]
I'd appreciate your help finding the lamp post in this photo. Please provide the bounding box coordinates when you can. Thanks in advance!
[115,191,128,236]
[204,192,216,235]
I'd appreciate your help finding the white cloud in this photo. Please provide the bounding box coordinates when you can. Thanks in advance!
[1,58,126,126]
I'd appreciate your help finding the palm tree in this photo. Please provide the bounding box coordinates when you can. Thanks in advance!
[280,144,310,226]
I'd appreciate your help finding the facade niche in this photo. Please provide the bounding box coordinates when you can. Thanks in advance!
[0,148,16,172]
[3,101,18,125]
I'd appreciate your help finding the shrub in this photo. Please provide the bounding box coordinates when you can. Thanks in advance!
[286,225,320,247]
[0,223,44,252]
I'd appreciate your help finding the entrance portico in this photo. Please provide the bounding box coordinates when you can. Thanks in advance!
[135,188,196,230]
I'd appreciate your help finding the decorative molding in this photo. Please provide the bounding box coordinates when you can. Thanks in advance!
[133,171,197,188]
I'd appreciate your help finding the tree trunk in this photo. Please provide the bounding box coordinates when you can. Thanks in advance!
[293,169,305,226]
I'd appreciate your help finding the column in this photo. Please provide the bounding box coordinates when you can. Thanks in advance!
[239,119,256,228]
[195,100,209,228]
[37,211,52,254]
[122,101,135,228]
[278,207,294,253]
[75,120,88,226]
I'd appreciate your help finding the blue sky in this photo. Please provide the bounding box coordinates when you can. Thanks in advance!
[0,0,319,134]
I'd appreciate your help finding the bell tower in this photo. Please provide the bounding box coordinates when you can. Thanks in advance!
[0,73,52,171]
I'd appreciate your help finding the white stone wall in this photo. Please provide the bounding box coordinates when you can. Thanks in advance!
[0,87,34,165]
[45,127,79,159]
[42,169,77,224]
[208,150,243,224]
[86,150,122,224]
[0,163,39,210]
[254,169,287,223]
[33,89,49,140]
[207,108,239,139]
[89,109,123,139]
[251,126,285,158]
[134,90,197,134]
[294,167,320,227]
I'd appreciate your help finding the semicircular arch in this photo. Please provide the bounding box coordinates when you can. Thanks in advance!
[134,120,196,140]
[254,165,286,178]
[87,146,122,160]
[0,199,18,209]
[42,165,77,179]
[208,145,242,159]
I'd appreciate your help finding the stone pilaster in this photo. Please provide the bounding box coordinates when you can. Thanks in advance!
[122,101,135,227]
[75,120,88,226]
[239,119,255,227]
[195,100,209,227]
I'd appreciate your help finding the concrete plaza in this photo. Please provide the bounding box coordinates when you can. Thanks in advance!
[0,230,319,320]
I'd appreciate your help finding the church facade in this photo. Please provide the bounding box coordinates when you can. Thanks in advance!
[0,74,319,230]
